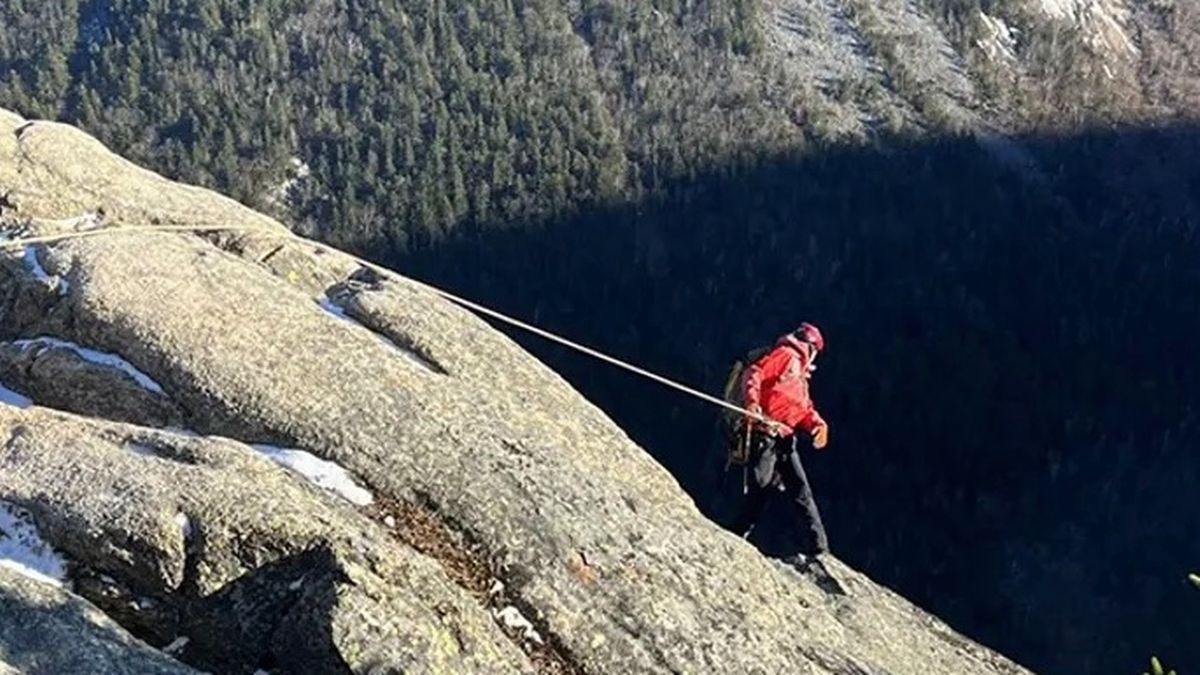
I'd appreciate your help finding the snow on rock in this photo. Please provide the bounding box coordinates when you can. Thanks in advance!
[10,337,165,394]
[0,501,68,586]
[317,296,353,323]
[162,636,189,655]
[1036,0,1077,20]
[268,157,313,209]
[126,443,160,457]
[0,382,32,408]
[174,512,193,541]
[1032,0,1137,57]
[40,212,103,231]
[977,12,1018,62]
[251,444,373,506]
[493,605,545,645]
[1,243,68,294]
[21,247,52,283]
[290,157,311,179]
[74,212,103,230]
[1087,0,1137,56]
[21,246,69,294]
[316,294,435,370]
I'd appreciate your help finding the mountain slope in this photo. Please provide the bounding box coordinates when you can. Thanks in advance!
[3,3,1199,673]
[0,108,1033,673]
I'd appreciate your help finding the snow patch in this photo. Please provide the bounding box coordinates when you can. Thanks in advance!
[67,211,103,231]
[162,636,189,655]
[1036,0,1076,20]
[493,605,544,645]
[269,157,313,209]
[161,427,201,439]
[26,212,103,231]
[21,247,52,282]
[291,157,311,179]
[1088,1,1137,56]
[1033,0,1137,56]
[1,244,68,294]
[21,247,68,294]
[0,501,68,586]
[11,337,164,394]
[0,383,31,408]
[126,443,160,457]
[317,294,436,370]
[251,445,373,506]
[977,12,1018,62]
[317,296,353,322]
[174,512,193,541]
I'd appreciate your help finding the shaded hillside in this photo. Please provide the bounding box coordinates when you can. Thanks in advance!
[399,124,1200,675]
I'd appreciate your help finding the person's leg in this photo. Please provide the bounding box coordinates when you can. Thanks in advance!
[779,436,830,555]
[731,475,769,539]
[730,431,778,538]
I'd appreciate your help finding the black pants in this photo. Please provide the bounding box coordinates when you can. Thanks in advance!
[732,430,829,555]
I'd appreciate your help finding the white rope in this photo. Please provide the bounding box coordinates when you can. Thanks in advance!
[0,222,775,425]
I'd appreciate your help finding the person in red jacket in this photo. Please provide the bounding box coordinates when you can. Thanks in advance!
[732,321,830,557]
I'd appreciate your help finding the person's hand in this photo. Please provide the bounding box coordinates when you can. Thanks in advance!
[746,404,763,425]
[811,422,829,450]
[747,404,779,435]
[765,420,787,437]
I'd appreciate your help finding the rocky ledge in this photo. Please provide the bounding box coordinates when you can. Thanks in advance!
[0,107,1029,674]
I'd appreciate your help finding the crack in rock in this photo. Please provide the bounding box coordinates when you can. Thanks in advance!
[318,286,447,375]
[364,497,584,675]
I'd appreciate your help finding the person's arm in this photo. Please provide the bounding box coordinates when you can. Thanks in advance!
[794,355,829,448]
[794,349,830,448]
[798,409,829,449]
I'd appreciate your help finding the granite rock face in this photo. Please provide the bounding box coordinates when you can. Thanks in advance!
[0,107,1030,674]
[0,566,198,675]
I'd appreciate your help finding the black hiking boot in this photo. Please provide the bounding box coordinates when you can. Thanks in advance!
[784,552,847,596]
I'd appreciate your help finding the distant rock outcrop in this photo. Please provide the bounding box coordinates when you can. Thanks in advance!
[0,108,1030,674]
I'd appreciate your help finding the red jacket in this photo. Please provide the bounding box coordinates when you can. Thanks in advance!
[743,335,825,435]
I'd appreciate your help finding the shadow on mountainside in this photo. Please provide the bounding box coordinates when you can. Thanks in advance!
[393,124,1200,675]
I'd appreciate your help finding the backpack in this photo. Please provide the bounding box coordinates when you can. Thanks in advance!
[720,344,771,465]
